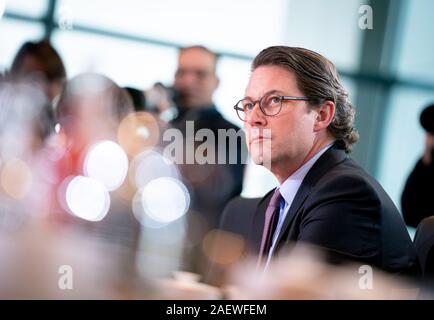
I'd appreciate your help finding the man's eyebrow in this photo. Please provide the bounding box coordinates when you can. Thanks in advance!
[244,90,282,100]
[267,90,283,95]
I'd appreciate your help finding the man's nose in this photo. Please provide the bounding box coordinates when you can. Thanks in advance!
[178,71,199,87]
[246,103,267,127]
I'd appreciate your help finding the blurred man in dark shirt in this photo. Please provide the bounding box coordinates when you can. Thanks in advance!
[169,46,246,273]
[402,104,434,227]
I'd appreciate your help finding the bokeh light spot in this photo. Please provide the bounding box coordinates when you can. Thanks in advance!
[0,158,32,199]
[117,112,160,157]
[65,176,110,221]
[202,230,245,266]
[130,150,179,189]
[141,177,190,224]
[84,140,128,191]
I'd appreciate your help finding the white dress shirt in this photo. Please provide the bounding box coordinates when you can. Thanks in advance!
[265,144,333,269]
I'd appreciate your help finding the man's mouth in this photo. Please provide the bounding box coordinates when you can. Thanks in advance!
[248,128,272,145]
[250,136,270,144]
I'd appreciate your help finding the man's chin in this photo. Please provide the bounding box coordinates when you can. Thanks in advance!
[249,143,272,168]
[251,152,273,169]
[251,155,263,166]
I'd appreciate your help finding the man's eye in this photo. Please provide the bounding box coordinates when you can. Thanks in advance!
[270,96,281,104]
[196,71,207,79]
[175,69,186,77]
[244,103,254,111]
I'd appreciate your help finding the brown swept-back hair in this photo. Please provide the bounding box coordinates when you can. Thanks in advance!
[252,46,359,153]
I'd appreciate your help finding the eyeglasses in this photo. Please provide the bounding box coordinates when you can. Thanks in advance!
[234,92,312,122]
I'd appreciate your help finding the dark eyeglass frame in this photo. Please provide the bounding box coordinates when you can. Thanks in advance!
[233,94,313,122]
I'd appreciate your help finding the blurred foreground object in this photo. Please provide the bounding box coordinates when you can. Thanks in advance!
[153,271,221,300]
[226,245,420,300]
[0,220,149,299]
[0,77,55,228]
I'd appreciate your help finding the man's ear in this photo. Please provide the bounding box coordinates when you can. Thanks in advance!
[313,101,335,132]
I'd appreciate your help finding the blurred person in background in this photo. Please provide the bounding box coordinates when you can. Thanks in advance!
[0,77,54,227]
[401,104,434,228]
[218,46,418,281]
[0,74,160,298]
[145,82,178,123]
[10,39,66,102]
[169,45,247,275]
[54,73,140,251]
[173,46,219,113]
[56,73,133,171]
[124,86,147,112]
[125,83,178,124]
[53,73,145,290]
[9,39,67,138]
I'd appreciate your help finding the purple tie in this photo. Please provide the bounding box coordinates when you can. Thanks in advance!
[257,188,282,267]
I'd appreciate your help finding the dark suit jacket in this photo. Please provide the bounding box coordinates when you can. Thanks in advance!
[414,216,434,277]
[220,145,419,275]
[169,105,247,275]
[170,105,247,229]
[401,158,434,228]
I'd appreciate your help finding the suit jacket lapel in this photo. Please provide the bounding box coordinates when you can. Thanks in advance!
[273,146,348,248]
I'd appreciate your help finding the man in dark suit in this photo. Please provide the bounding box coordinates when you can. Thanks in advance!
[221,46,418,276]
[170,45,246,274]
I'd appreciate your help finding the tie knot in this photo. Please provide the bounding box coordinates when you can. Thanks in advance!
[268,188,282,209]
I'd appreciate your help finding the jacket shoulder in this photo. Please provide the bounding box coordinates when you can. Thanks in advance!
[308,158,385,208]
[219,196,262,237]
